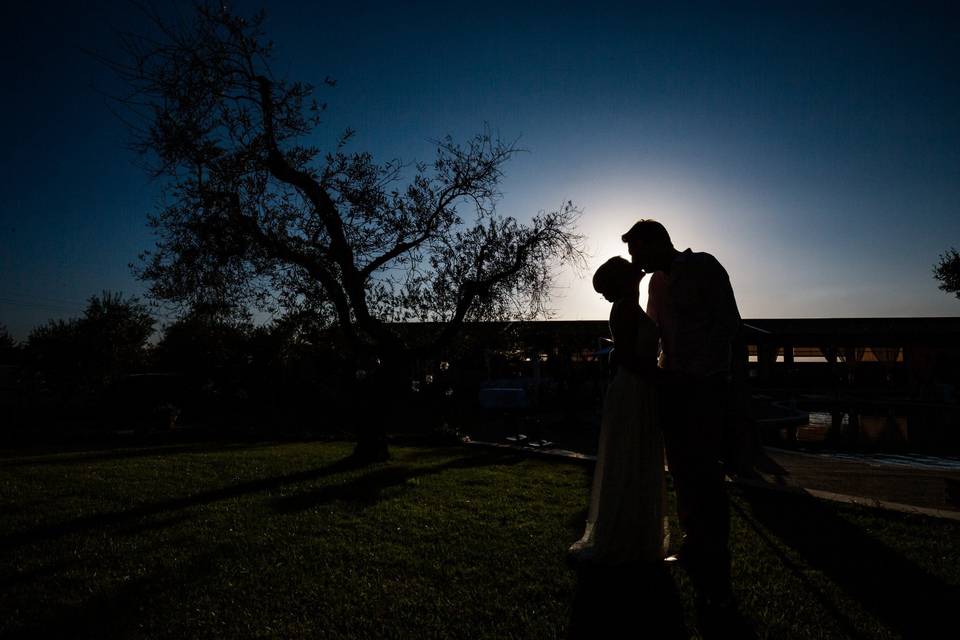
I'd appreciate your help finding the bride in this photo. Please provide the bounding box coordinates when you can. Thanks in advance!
[568,256,668,565]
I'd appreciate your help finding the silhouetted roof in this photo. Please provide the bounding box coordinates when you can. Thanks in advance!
[390,318,960,349]
[740,318,960,347]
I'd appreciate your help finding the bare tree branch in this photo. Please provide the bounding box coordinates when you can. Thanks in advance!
[107,1,585,363]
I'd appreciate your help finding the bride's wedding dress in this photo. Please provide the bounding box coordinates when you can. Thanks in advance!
[569,301,668,564]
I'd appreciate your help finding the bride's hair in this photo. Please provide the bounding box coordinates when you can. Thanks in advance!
[592,256,634,296]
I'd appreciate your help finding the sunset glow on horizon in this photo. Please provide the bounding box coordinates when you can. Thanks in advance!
[2,1,959,339]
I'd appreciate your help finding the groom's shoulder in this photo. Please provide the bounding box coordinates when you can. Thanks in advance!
[688,250,728,275]
[688,249,718,263]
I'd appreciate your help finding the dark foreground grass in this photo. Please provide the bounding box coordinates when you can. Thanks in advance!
[1,441,957,639]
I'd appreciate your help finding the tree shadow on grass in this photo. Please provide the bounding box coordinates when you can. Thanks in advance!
[391,446,478,463]
[568,562,687,639]
[2,544,229,640]
[0,556,84,593]
[0,441,272,468]
[0,455,366,551]
[736,484,960,638]
[270,448,527,514]
[1,514,196,596]
[0,448,524,552]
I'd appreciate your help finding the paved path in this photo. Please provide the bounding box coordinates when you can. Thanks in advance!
[467,439,960,520]
[752,446,960,520]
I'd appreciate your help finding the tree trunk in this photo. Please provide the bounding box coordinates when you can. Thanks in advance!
[348,353,405,464]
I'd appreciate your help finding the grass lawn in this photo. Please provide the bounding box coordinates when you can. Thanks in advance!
[1,440,957,639]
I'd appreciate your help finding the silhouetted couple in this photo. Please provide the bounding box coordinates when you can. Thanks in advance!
[569,219,741,625]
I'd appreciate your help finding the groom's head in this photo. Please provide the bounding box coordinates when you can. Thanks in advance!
[622,219,674,272]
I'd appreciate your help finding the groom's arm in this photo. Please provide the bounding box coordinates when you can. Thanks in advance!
[703,257,741,374]
[646,274,666,369]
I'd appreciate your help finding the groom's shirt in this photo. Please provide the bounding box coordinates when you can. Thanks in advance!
[646,249,741,377]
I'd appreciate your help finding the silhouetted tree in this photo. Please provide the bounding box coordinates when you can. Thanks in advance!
[23,319,81,406]
[107,3,585,460]
[81,291,155,385]
[0,324,16,364]
[934,248,960,299]
[155,304,251,373]
[23,292,153,406]
[153,303,254,427]
[244,312,353,435]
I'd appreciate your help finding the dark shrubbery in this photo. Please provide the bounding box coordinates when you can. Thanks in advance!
[3,303,612,448]
[5,293,154,442]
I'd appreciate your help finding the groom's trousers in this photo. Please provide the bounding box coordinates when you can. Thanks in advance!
[660,371,732,598]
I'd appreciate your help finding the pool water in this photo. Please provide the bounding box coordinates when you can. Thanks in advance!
[784,411,960,470]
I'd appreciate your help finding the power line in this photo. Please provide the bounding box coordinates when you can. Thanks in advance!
[0,292,177,321]
[0,297,86,315]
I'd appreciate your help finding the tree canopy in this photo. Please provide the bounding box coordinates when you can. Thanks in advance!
[24,291,153,402]
[108,3,585,364]
[934,248,960,299]
[0,324,17,365]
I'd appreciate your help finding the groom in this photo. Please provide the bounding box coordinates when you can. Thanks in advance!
[622,220,741,613]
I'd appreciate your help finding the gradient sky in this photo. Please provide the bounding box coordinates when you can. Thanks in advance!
[2,1,959,340]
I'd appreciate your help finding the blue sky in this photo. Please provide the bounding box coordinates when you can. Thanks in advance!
[2,1,959,340]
